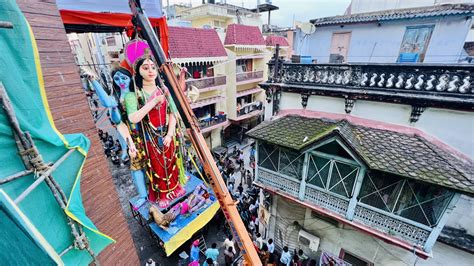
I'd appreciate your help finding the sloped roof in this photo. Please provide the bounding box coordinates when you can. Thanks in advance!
[168,26,227,59]
[265,36,289,47]
[247,115,473,194]
[310,4,474,26]
[224,24,265,46]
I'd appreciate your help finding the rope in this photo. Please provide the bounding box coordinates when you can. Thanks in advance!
[188,151,210,188]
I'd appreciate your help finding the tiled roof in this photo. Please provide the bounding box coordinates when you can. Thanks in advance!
[265,36,289,47]
[168,26,227,59]
[247,115,473,194]
[224,24,265,46]
[310,4,474,26]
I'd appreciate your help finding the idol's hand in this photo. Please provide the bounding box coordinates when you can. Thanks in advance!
[128,140,138,159]
[162,85,170,97]
[163,135,172,147]
[148,91,165,106]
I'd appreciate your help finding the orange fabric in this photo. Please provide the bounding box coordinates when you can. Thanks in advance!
[60,10,169,57]
[120,60,132,74]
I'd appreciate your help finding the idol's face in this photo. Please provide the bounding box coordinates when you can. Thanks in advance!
[139,59,157,83]
[113,71,131,91]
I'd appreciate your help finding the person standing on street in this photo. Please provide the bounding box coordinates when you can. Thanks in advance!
[223,235,236,255]
[280,246,292,266]
[203,258,218,266]
[190,240,200,266]
[255,233,263,250]
[205,243,219,263]
[224,246,234,266]
[238,151,244,169]
[237,183,244,198]
[267,238,275,264]
[259,244,270,266]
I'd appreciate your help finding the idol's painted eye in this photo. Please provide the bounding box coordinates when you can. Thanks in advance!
[114,76,120,81]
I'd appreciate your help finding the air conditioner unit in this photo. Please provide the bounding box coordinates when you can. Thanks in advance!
[298,229,320,253]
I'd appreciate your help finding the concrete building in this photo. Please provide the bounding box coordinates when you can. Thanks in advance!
[222,24,269,146]
[176,2,262,39]
[293,3,474,64]
[67,32,128,83]
[249,58,474,265]
[168,26,229,149]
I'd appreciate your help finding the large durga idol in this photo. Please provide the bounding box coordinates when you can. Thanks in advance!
[124,40,186,208]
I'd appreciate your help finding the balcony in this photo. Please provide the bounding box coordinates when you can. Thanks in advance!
[186,75,226,92]
[264,63,473,110]
[236,70,264,85]
[182,5,230,19]
[235,102,263,121]
[247,116,470,257]
[198,114,228,133]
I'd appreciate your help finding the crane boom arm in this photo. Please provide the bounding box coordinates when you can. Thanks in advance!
[128,1,261,265]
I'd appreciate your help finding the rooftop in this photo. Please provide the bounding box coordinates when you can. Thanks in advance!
[310,3,474,26]
[265,35,289,47]
[224,24,265,46]
[247,115,473,194]
[168,26,227,59]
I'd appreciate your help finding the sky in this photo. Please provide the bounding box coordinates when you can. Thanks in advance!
[166,0,352,27]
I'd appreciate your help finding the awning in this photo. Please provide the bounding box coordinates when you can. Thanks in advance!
[56,0,169,54]
[57,0,163,17]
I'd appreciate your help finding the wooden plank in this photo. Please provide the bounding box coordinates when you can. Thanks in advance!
[42,64,79,77]
[36,39,71,53]
[39,53,77,67]
[31,26,68,41]
[43,73,82,87]
[22,12,65,29]
[17,1,59,16]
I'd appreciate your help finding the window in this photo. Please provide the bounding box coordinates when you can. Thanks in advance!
[257,143,304,179]
[306,153,359,198]
[358,172,454,227]
[106,36,116,46]
[258,142,279,172]
[339,249,373,266]
[278,148,304,179]
[398,25,434,62]
[213,20,223,27]
[236,59,252,73]
[316,141,353,160]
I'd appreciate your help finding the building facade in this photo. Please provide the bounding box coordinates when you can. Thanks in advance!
[249,59,474,265]
[294,4,474,64]
[168,26,229,149]
[222,24,269,146]
[176,2,262,35]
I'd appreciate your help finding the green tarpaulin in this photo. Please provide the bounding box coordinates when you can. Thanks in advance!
[0,0,114,264]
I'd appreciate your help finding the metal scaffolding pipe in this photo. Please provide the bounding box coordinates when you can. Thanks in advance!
[14,149,75,204]
[0,169,34,185]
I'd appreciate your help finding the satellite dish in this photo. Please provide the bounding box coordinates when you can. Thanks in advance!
[300,22,316,35]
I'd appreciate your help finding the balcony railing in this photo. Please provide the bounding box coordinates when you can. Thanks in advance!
[186,75,226,91]
[237,102,263,116]
[198,114,227,129]
[236,71,264,83]
[256,167,432,247]
[266,62,473,109]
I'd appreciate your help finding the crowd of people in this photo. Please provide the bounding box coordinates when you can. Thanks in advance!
[188,233,317,266]
[97,129,129,166]
[184,143,312,265]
